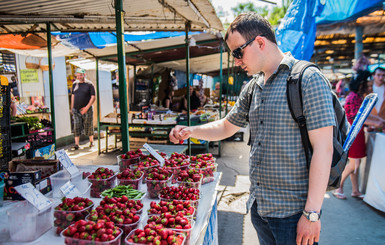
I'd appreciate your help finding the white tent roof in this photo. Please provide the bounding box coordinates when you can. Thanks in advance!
[0,0,223,33]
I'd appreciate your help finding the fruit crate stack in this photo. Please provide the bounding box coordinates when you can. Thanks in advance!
[0,83,11,169]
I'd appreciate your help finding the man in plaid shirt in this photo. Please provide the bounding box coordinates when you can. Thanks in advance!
[170,12,335,245]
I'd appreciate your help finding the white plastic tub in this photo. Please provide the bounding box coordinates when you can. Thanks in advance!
[7,200,54,242]
[49,170,83,198]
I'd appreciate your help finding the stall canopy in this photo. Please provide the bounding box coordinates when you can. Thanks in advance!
[54,31,201,49]
[78,32,230,76]
[0,0,223,33]
[276,0,384,62]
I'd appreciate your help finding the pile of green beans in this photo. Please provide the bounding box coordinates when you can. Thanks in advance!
[101,185,145,199]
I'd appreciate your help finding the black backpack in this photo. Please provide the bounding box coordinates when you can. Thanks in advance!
[246,60,349,190]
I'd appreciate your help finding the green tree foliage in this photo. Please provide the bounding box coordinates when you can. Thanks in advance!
[231,3,269,17]
[229,0,293,27]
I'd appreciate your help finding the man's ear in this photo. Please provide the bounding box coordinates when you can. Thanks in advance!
[256,36,265,49]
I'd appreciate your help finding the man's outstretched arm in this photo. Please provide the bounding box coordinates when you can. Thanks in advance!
[169,118,241,144]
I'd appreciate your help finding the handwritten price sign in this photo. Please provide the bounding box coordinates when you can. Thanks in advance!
[14,183,52,211]
[143,143,165,166]
[60,181,82,198]
[55,149,79,176]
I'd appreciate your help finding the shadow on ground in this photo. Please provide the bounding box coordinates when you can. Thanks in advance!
[218,211,244,245]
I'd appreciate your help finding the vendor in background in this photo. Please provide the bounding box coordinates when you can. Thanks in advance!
[368,67,385,131]
[162,86,174,109]
[211,82,221,102]
[70,68,96,150]
[10,76,19,98]
[182,86,201,113]
[10,91,17,117]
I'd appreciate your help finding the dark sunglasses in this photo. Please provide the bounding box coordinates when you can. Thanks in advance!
[231,35,263,59]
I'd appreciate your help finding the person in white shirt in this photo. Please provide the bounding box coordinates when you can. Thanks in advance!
[368,67,385,130]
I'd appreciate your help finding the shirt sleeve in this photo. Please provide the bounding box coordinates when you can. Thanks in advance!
[225,79,255,128]
[89,83,96,96]
[301,67,336,131]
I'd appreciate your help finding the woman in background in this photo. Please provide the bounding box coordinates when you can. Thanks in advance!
[333,70,374,199]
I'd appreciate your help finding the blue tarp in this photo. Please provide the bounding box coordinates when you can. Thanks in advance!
[275,0,324,61]
[315,0,383,25]
[276,0,383,61]
[54,31,201,50]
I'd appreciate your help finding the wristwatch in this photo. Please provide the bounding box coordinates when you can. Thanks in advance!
[302,210,321,222]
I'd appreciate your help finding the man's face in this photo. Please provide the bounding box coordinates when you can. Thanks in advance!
[226,31,261,76]
[75,73,85,82]
[373,69,385,87]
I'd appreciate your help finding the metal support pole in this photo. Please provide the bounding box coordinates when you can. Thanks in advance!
[96,59,101,155]
[115,0,129,152]
[46,23,56,150]
[355,26,363,61]
[226,52,230,115]
[185,22,191,155]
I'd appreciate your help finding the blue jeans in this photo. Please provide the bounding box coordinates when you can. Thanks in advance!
[251,201,319,245]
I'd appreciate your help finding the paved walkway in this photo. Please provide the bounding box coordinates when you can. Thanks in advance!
[65,136,385,244]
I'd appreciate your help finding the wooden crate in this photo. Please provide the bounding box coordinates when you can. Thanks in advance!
[148,139,168,144]
[129,137,148,151]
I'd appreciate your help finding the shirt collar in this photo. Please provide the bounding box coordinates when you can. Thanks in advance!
[275,52,296,73]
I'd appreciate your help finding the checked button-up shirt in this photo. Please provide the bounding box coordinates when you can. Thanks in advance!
[226,53,335,218]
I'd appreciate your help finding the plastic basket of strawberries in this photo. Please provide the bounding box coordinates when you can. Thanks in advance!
[125,226,185,245]
[164,154,190,184]
[145,167,172,199]
[147,200,196,221]
[189,153,216,164]
[60,219,123,245]
[147,214,194,245]
[88,167,117,198]
[130,159,160,184]
[189,161,217,185]
[53,197,94,236]
[87,196,142,241]
[117,149,145,171]
[176,169,203,190]
[117,169,144,190]
[159,186,200,211]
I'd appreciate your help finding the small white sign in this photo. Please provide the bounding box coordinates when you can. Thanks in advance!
[60,181,81,198]
[14,183,52,211]
[143,143,165,166]
[55,149,79,176]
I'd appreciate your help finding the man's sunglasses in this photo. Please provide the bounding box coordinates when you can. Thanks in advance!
[231,35,263,59]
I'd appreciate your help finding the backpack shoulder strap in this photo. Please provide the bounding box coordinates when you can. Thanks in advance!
[286,60,320,168]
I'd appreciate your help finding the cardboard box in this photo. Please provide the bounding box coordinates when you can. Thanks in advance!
[29,144,56,159]
[9,158,60,179]
[1,170,41,200]
[1,158,58,200]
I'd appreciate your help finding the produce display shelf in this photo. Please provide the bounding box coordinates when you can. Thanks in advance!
[0,164,222,245]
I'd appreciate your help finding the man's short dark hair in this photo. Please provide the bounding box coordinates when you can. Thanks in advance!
[373,67,385,75]
[225,12,277,45]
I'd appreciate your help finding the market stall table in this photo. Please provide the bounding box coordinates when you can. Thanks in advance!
[0,164,221,245]
[363,132,385,212]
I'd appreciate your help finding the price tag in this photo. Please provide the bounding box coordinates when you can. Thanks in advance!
[60,181,81,198]
[143,143,165,166]
[55,149,79,176]
[14,183,52,211]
